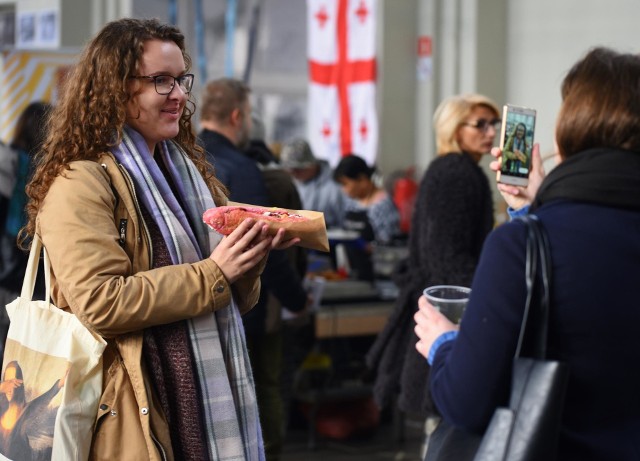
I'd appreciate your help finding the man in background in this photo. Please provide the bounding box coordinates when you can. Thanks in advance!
[280,139,347,229]
[199,78,308,461]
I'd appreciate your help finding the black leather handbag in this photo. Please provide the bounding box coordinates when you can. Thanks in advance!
[424,215,569,461]
[473,215,569,461]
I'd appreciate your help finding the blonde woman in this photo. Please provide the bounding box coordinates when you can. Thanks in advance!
[367,94,499,442]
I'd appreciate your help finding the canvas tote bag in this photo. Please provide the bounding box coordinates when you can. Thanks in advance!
[0,234,106,461]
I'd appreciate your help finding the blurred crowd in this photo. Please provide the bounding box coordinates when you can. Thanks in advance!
[0,16,638,461]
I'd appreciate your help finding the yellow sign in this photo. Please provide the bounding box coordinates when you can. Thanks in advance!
[0,49,77,142]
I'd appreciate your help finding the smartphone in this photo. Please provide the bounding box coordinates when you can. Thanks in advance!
[497,104,536,186]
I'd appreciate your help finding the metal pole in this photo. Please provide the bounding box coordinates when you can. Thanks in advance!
[224,0,237,77]
[168,0,178,25]
[194,0,207,83]
[243,0,261,84]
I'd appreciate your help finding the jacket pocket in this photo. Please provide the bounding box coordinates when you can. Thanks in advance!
[90,359,149,460]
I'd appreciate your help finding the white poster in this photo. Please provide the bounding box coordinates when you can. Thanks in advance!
[16,10,59,49]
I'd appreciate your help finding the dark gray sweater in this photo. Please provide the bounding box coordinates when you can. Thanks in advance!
[366,152,493,417]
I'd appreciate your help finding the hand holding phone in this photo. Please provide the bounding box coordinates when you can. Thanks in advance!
[496,104,536,186]
[491,143,546,211]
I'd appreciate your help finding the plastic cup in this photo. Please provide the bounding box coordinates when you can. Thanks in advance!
[423,285,471,324]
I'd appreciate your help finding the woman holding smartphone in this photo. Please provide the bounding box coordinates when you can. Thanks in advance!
[415,47,640,460]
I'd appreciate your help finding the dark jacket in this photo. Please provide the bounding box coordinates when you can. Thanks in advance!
[199,130,307,337]
[199,130,269,205]
[431,148,640,460]
[246,140,307,279]
[366,152,493,417]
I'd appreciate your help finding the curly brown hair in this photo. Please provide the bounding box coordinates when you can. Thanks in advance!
[22,17,222,245]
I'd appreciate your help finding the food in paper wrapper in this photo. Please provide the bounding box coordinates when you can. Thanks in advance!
[203,203,329,252]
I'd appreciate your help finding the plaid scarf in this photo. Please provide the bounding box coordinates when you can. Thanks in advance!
[111,126,264,461]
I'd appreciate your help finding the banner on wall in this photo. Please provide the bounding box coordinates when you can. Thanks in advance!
[306,0,378,167]
[0,49,76,142]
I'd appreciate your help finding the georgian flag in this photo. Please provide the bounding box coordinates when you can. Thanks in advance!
[307,0,378,167]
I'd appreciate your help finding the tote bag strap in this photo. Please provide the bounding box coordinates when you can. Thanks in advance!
[20,233,52,303]
[514,214,552,360]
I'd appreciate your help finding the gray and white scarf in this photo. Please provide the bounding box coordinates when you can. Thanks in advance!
[111,126,264,461]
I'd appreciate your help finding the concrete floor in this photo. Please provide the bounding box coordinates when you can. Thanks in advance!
[280,413,426,461]
[277,326,427,460]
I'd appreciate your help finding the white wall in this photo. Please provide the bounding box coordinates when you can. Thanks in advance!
[505,0,640,166]
[409,0,507,173]
[377,0,418,177]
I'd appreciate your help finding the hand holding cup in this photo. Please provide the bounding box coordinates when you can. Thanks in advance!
[414,292,460,361]
[422,285,471,324]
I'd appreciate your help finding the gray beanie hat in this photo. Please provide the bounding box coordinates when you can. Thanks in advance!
[280,139,317,168]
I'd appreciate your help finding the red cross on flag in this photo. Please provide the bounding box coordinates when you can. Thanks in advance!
[307,0,378,167]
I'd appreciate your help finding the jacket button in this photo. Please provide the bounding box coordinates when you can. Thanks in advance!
[141,407,149,415]
[99,404,108,411]
[215,284,225,293]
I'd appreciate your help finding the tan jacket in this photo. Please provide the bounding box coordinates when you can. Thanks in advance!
[36,153,264,461]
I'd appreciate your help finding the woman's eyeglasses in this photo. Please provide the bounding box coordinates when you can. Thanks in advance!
[129,74,195,95]
[463,118,501,133]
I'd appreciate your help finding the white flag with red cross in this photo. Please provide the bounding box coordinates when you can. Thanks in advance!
[307,0,378,167]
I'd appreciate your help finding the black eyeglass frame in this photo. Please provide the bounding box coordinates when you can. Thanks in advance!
[129,73,195,95]
[462,118,502,132]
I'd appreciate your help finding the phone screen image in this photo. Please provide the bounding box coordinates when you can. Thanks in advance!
[498,105,536,186]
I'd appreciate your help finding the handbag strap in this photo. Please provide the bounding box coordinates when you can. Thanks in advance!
[20,233,52,303]
[514,214,552,360]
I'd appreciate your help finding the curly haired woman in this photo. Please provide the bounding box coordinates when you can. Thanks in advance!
[502,122,529,174]
[22,18,295,461]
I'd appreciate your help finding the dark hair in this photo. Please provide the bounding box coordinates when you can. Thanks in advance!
[556,47,640,158]
[11,101,52,155]
[333,154,375,182]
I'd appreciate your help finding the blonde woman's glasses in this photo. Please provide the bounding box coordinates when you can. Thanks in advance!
[463,118,501,133]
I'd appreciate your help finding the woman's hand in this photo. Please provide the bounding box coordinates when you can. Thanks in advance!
[414,295,458,361]
[0,378,23,395]
[503,149,517,160]
[270,228,300,251]
[490,143,545,211]
[209,218,273,284]
[513,149,527,163]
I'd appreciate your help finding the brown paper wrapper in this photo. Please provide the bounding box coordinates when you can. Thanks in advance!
[225,201,329,252]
